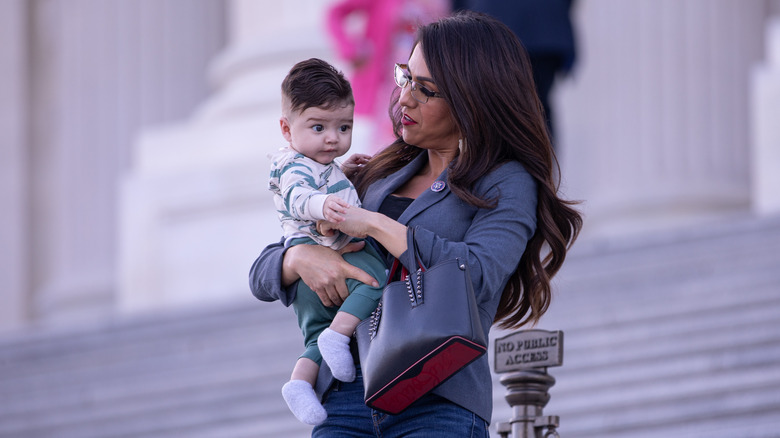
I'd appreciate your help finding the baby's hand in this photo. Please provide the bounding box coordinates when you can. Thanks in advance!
[316,220,337,237]
[322,195,349,223]
[342,153,372,178]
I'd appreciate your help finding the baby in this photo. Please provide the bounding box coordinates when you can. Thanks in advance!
[268,58,386,425]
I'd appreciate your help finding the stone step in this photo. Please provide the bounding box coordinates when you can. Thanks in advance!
[556,215,780,288]
[530,269,779,346]
[556,377,780,437]
[0,319,292,386]
[556,238,780,308]
[559,282,780,362]
[1,381,257,438]
[0,312,299,411]
[0,300,285,363]
[608,409,780,438]
[1,356,282,424]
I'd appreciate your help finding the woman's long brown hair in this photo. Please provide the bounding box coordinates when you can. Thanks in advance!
[352,11,582,329]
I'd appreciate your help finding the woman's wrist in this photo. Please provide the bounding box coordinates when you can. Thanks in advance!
[367,213,408,258]
[364,210,383,238]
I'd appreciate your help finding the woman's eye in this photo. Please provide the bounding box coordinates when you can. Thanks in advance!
[419,85,436,97]
[312,125,324,132]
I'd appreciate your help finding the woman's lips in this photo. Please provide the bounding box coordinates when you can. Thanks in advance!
[402,114,416,126]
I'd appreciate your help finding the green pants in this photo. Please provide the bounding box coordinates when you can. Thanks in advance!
[291,239,387,365]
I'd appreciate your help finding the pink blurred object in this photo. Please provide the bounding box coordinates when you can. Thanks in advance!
[327,0,448,149]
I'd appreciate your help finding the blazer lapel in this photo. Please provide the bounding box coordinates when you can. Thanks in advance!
[362,152,452,225]
[397,168,450,225]
[362,153,427,212]
[363,152,450,225]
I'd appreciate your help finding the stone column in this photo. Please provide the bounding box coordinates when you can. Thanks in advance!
[557,0,766,237]
[118,0,336,311]
[0,0,30,331]
[20,0,225,326]
[751,18,780,215]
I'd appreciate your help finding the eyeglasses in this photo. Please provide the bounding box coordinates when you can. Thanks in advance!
[394,63,443,104]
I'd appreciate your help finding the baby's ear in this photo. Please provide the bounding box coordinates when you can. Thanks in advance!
[280,116,292,142]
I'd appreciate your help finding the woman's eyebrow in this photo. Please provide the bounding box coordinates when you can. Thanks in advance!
[407,68,436,84]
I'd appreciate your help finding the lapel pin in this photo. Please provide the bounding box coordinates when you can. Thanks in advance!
[430,180,446,192]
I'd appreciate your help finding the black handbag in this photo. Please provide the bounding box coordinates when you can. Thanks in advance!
[355,228,488,415]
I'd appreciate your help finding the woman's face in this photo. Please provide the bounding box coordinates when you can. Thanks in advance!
[399,45,460,153]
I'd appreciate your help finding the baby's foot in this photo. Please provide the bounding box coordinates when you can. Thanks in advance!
[281,380,327,425]
[318,328,356,382]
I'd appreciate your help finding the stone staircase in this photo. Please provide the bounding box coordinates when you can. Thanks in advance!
[491,214,780,437]
[2,214,780,438]
[0,299,313,437]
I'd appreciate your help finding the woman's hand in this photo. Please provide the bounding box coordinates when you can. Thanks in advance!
[283,241,379,307]
[330,205,376,238]
[331,206,409,258]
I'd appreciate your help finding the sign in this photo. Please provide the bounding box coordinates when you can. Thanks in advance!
[493,329,563,373]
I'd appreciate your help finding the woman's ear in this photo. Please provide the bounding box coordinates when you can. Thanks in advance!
[280,116,292,143]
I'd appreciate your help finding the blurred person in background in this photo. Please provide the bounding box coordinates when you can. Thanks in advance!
[453,0,577,143]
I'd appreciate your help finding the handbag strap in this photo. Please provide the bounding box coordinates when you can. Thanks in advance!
[384,258,419,298]
[387,258,405,284]
[405,226,424,305]
[385,226,426,285]
[409,226,427,272]
[369,228,428,340]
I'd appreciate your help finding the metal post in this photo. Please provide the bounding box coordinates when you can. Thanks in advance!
[493,330,563,438]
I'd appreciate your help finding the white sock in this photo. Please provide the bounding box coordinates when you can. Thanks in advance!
[281,380,327,426]
[318,328,356,382]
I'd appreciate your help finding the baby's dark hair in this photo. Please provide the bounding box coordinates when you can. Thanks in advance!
[281,58,354,114]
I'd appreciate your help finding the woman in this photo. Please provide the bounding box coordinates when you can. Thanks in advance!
[250,11,582,437]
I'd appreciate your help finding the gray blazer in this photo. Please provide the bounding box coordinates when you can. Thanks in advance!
[249,152,538,422]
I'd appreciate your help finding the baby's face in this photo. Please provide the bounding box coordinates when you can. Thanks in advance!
[284,104,354,165]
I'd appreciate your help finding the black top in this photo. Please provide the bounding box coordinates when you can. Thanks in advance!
[378,194,414,221]
[373,195,414,260]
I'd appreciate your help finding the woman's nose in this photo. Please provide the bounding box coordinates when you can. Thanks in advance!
[399,84,415,107]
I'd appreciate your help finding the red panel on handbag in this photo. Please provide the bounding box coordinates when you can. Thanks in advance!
[366,336,486,414]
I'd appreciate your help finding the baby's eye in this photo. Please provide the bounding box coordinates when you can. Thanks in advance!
[339,125,352,133]
[312,125,324,132]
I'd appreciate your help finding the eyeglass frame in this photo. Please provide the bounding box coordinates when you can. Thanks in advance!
[394,63,443,104]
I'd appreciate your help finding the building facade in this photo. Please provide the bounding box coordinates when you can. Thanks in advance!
[1,0,779,330]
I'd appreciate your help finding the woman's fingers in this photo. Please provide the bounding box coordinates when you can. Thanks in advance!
[345,264,380,288]
[314,289,336,307]
[339,241,379,287]
[291,239,380,307]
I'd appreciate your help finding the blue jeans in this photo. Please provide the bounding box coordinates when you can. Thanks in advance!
[312,366,490,437]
